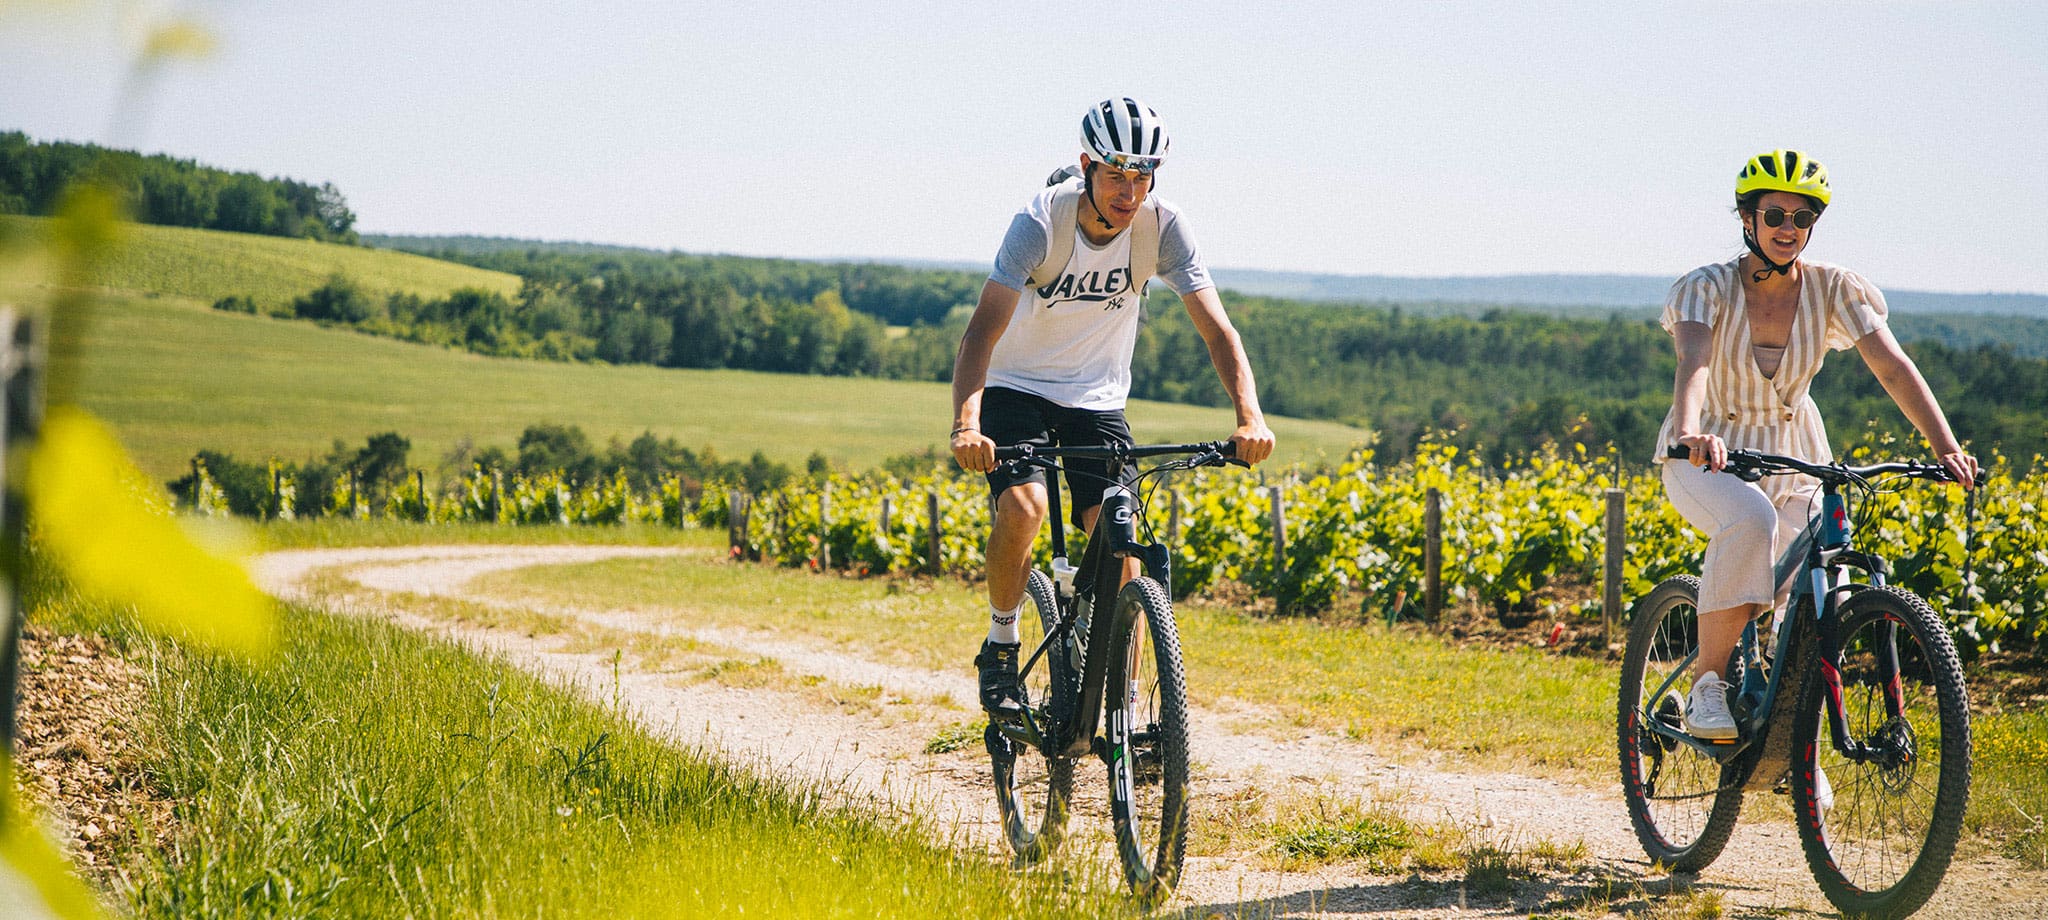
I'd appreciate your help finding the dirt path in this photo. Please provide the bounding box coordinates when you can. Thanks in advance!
[253,545,2048,918]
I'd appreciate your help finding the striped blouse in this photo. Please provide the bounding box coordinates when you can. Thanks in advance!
[1651,258,1890,496]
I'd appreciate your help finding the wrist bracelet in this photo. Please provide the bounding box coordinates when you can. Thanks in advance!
[951,426,977,437]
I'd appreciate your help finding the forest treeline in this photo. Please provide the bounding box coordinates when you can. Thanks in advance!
[267,236,2048,465]
[0,131,357,243]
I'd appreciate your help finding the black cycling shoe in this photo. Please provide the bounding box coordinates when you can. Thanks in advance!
[975,639,1024,719]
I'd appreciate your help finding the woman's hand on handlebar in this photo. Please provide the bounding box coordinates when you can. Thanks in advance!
[951,428,997,474]
[1937,450,1979,491]
[1230,421,1276,466]
[1675,433,1727,472]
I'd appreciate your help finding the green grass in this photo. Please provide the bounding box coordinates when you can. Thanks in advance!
[29,580,1131,919]
[2,215,519,310]
[63,289,1373,481]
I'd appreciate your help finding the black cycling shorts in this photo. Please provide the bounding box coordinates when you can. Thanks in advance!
[981,386,1136,529]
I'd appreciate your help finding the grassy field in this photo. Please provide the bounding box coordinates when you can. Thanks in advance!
[29,566,1132,919]
[1,214,520,310]
[66,290,1375,481]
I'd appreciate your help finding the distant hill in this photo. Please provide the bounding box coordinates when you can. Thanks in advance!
[1205,269,2048,319]
[369,236,2047,319]
[6,217,519,312]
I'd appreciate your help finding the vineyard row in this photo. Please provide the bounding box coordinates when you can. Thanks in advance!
[186,442,2047,656]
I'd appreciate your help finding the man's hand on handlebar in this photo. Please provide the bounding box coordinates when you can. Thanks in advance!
[951,428,996,474]
[1230,421,1276,466]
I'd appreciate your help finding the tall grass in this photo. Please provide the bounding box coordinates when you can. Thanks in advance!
[31,586,1130,918]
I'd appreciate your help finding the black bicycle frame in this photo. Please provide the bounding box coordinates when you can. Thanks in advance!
[989,443,1212,761]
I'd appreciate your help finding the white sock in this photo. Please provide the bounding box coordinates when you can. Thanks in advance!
[987,601,1023,645]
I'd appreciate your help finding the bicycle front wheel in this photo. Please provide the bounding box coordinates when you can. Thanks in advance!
[1616,575,1745,871]
[1103,576,1189,904]
[989,569,1075,864]
[1793,586,1970,919]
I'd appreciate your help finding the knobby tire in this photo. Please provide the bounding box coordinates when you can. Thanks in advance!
[1617,575,1745,871]
[1792,586,1970,919]
[1104,576,1188,905]
[989,569,1075,864]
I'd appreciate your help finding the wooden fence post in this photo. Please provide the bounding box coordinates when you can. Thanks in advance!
[926,490,942,577]
[1604,488,1626,647]
[270,466,282,520]
[727,490,746,556]
[1167,487,1181,545]
[415,469,428,521]
[1268,486,1287,575]
[880,495,893,537]
[1424,486,1443,625]
[491,469,503,523]
[817,488,832,570]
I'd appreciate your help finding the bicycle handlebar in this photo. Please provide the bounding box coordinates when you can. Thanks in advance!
[994,440,1246,468]
[1664,444,1957,485]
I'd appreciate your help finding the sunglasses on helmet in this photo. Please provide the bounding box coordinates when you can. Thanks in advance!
[1097,152,1161,175]
[1758,206,1819,230]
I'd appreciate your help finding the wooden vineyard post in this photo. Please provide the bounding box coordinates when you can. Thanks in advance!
[1604,488,1626,647]
[1268,486,1287,576]
[0,308,43,767]
[416,469,429,521]
[727,490,749,558]
[817,488,831,570]
[926,490,942,577]
[1166,487,1181,545]
[1424,486,1443,625]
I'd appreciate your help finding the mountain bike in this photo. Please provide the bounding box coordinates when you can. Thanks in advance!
[1618,446,1973,919]
[982,440,1245,904]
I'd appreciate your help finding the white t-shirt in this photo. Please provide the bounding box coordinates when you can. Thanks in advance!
[984,184,1211,410]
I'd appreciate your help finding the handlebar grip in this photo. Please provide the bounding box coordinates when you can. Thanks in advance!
[1666,444,1692,460]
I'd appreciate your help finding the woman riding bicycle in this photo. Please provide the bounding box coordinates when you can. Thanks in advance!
[1655,149,1978,742]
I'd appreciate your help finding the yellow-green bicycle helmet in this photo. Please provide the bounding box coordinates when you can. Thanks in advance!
[1736,149,1831,208]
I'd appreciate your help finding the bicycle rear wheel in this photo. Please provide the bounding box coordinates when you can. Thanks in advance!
[1617,575,1745,871]
[989,569,1075,864]
[1793,586,1970,919]
[1103,576,1188,905]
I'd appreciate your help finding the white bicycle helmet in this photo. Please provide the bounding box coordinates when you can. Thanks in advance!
[1080,97,1169,172]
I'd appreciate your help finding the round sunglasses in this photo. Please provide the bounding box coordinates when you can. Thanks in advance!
[1758,206,1819,230]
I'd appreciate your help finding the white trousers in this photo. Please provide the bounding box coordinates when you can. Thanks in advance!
[1660,461,1821,613]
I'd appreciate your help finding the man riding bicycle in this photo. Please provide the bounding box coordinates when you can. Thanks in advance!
[949,97,1275,719]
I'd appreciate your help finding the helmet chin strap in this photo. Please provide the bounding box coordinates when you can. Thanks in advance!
[1742,228,1795,284]
[1082,163,1115,230]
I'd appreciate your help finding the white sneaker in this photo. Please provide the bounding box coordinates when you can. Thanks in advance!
[1683,671,1739,740]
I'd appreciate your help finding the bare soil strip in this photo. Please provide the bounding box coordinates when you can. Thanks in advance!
[251,545,2048,918]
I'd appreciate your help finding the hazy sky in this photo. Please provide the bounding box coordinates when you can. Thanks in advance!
[5,1,2045,294]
